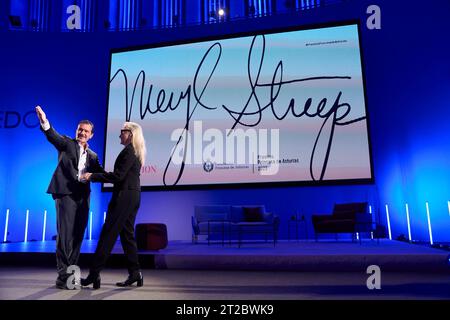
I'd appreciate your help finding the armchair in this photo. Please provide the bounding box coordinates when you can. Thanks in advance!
[312,202,375,242]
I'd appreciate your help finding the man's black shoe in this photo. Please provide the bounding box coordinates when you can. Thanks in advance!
[55,278,68,289]
[56,276,80,290]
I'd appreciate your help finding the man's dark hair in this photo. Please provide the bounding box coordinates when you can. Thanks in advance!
[78,120,94,133]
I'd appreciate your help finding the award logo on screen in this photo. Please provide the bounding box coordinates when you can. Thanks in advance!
[203,161,214,173]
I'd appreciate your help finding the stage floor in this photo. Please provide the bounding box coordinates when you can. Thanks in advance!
[0,267,450,300]
[1,239,449,272]
[1,240,449,300]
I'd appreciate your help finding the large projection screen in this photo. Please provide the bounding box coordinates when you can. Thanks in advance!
[103,21,373,190]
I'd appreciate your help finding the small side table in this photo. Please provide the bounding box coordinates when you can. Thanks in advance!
[207,220,229,246]
[288,217,308,241]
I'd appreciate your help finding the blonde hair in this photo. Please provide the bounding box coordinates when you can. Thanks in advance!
[123,122,146,166]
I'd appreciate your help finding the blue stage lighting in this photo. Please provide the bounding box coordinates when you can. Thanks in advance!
[405,203,412,242]
[3,209,10,242]
[42,210,47,242]
[425,202,434,245]
[24,210,29,242]
[385,204,392,240]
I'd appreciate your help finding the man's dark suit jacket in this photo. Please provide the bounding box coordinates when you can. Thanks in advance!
[42,126,104,196]
[90,144,141,192]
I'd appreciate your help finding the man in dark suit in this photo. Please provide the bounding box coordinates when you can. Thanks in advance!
[36,106,104,289]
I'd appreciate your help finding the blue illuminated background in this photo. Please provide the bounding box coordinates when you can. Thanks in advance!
[0,0,449,244]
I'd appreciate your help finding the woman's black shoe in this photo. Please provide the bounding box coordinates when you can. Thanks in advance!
[116,272,143,287]
[80,273,101,289]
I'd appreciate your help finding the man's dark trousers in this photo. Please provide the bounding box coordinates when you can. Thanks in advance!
[54,191,90,280]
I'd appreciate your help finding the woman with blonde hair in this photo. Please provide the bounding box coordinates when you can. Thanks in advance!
[81,122,146,289]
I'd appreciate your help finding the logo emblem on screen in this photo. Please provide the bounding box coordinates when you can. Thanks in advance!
[203,161,214,172]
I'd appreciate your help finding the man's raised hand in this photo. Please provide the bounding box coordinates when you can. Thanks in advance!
[35,105,47,123]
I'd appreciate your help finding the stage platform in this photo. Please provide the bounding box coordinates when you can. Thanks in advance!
[1,239,449,272]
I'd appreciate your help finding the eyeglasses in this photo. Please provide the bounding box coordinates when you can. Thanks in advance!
[120,129,132,134]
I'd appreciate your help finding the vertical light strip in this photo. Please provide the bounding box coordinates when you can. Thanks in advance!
[42,210,47,241]
[89,211,93,240]
[37,0,40,26]
[87,0,90,31]
[3,209,10,242]
[30,0,34,29]
[425,202,433,245]
[123,0,126,30]
[40,0,43,29]
[162,0,165,26]
[46,0,50,30]
[210,0,213,22]
[124,0,128,29]
[119,0,122,29]
[134,0,137,28]
[166,0,170,26]
[385,204,392,240]
[405,203,412,242]
[139,0,142,27]
[129,0,132,28]
[38,0,42,29]
[103,211,106,223]
[131,0,134,29]
[447,200,450,216]
[121,0,125,29]
[24,210,30,242]
[169,0,172,25]
[127,0,131,29]
[89,0,92,31]
[369,205,373,239]
[133,0,137,29]
[175,0,178,23]
[84,0,87,31]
